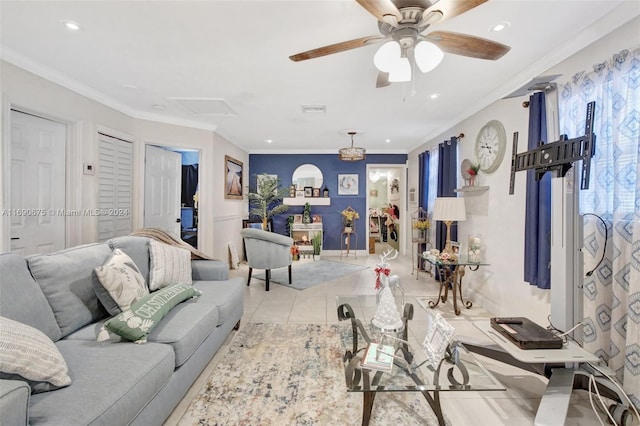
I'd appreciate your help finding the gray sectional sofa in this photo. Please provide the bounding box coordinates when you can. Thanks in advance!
[0,236,244,425]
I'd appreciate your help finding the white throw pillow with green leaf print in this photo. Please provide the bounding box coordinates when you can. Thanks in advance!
[94,249,149,314]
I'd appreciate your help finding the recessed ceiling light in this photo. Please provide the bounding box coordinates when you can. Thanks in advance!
[489,21,510,33]
[385,139,391,143]
[430,93,440,99]
[61,20,80,31]
[265,139,273,144]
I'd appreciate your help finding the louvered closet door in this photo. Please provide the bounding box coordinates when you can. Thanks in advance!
[97,133,133,242]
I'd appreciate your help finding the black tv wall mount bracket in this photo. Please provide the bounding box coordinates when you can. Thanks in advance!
[509,101,596,195]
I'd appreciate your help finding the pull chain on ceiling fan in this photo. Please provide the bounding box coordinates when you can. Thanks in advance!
[289,0,510,87]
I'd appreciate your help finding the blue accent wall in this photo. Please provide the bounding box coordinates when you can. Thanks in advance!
[249,153,407,250]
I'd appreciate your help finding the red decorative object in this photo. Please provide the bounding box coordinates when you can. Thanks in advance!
[374,266,390,290]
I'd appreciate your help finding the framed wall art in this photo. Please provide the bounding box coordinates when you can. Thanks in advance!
[304,186,313,197]
[224,155,243,200]
[338,174,358,195]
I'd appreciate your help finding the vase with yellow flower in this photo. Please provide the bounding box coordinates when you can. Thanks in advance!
[340,207,359,233]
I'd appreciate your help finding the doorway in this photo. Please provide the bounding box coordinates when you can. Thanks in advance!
[143,145,200,248]
[366,165,404,256]
[7,109,66,255]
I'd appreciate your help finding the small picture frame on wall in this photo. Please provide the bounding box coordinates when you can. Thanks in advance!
[304,186,313,197]
[293,214,303,224]
[369,189,378,197]
[312,188,320,197]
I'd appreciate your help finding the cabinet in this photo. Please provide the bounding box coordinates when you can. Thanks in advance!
[291,223,323,257]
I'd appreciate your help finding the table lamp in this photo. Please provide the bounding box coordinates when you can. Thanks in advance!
[433,197,466,256]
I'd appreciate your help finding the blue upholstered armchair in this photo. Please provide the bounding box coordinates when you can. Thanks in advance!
[240,228,293,291]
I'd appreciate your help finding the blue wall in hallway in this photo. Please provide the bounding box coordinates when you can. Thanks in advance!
[249,154,407,250]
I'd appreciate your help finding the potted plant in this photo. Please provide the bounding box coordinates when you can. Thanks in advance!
[248,174,289,230]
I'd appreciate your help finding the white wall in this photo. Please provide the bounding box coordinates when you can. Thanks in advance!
[407,17,639,324]
[1,60,248,260]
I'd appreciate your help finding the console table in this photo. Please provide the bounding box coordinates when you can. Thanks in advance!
[423,255,489,315]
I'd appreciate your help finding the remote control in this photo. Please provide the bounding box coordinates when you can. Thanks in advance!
[494,317,523,324]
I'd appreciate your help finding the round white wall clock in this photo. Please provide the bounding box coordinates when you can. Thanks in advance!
[475,120,507,173]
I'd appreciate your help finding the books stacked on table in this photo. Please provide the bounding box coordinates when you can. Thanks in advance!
[360,342,395,372]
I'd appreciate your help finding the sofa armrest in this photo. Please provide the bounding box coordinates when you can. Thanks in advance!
[191,259,229,281]
[0,379,30,426]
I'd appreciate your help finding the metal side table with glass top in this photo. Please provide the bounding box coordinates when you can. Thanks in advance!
[336,295,504,426]
[423,254,489,315]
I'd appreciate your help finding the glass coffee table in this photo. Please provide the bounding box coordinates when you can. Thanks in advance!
[336,295,504,426]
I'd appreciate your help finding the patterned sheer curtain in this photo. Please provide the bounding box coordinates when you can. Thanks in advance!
[558,47,640,408]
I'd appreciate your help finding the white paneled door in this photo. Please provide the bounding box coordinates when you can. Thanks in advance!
[144,145,181,235]
[9,110,66,255]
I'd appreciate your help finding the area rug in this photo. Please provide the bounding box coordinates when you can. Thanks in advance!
[255,260,368,290]
[179,323,444,425]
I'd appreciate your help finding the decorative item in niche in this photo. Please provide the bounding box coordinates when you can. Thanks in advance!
[370,189,378,197]
[224,155,243,200]
[338,174,358,195]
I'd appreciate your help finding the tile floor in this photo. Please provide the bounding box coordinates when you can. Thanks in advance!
[165,244,607,425]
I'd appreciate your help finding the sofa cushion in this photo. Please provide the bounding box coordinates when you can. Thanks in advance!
[107,236,152,284]
[146,302,219,367]
[148,240,192,291]
[104,283,201,343]
[0,317,71,393]
[192,277,245,326]
[27,243,111,337]
[94,249,149,315]
[28,340,174,426]
[0,253,61,341]
[191,259,229,281]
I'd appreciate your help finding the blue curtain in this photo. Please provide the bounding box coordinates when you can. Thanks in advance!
[418,151,430,208]
[523,92,551,289]
[436,136,459,251]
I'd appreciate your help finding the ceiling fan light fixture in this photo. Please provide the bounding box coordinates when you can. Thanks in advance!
[339,132,366,161]
[415,41,444,73]
[373,41,400,72]
[388,57,411,82]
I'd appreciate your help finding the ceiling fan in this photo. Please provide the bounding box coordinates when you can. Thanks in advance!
[289,0,510,87]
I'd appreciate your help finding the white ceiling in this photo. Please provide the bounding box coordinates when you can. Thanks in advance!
[1,0,638,154]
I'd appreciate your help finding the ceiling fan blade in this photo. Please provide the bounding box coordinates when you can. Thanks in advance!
[356,0,401,24]
[376,72,390,88]
[425,0,488,25]
[424,31,510,60]
[289,36,384,62]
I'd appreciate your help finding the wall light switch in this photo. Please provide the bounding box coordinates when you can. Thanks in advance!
[83,163,95,175]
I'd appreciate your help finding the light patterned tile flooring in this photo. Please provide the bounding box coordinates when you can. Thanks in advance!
[165,244,605,425]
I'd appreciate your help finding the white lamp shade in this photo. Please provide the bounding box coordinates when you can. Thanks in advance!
[388,57,411,82]
[415,41,444,73]
[433,197,466,222]
[374,41,400,72]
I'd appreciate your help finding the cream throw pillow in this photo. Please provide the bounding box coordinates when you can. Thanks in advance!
[94,249,149,313]
[0,316,72,393]
[148,240,192,291]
